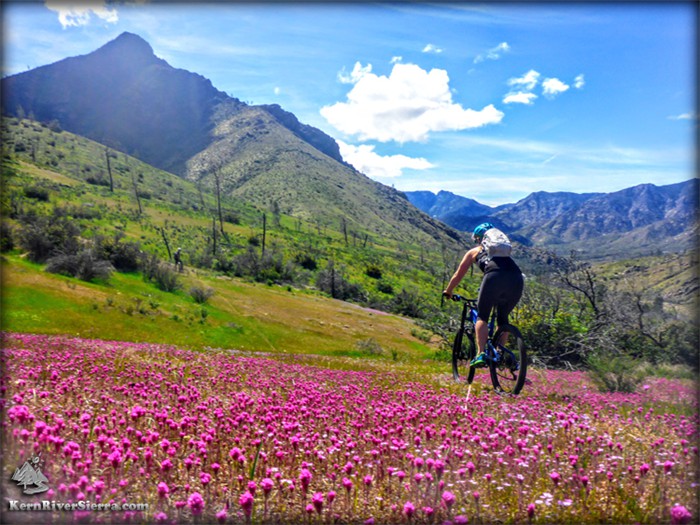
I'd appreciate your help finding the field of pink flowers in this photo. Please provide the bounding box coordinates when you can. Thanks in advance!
[2,332,698,524]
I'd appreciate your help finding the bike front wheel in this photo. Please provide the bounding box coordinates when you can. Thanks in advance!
[489,324,527,395]
[452,328,476,382]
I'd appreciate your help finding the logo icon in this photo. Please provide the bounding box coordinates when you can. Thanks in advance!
[11,455,49,495]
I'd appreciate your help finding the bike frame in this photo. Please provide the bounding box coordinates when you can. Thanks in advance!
[456,296,494,354]
[453,295,519,369]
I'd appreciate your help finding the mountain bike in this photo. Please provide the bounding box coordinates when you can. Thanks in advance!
[448,295,527,395]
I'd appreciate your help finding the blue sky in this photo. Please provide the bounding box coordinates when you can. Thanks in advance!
[3,1,697,206]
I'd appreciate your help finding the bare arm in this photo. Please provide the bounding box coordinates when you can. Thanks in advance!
[443,246,481,297]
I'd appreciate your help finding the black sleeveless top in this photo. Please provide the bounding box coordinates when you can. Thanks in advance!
[476,248,521,274]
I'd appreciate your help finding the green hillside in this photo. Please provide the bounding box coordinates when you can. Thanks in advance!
[0,117,470,359]
[1,117,696,375]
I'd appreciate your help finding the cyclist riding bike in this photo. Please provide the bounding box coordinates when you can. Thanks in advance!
[442,223,524,368]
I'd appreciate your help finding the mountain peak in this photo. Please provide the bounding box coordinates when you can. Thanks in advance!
[91,32,159,66]
[104,31,153,52]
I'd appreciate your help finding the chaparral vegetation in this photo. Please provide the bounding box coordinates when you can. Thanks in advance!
[2,333,697,524]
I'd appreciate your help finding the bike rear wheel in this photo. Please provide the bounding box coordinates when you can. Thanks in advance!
[489,324,527,395]
[452,328,476,382]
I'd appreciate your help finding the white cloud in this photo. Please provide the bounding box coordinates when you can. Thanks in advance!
[422,44,443,54]
[337,62,372,84]
[668,112,697,121]
[508,70,540,91]
[542,77,569,98]
[274,87,281,95]
[337,140,434,179]
[503,91,537,105]
[321,62,504,143]
[45,1,118,28]
[574,74,585,89]
[474,42,510,63]
[391,56,403,64]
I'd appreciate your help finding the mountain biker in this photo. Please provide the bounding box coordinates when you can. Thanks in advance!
[442,223,524,368]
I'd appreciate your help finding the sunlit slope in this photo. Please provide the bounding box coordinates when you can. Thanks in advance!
[2,255,433,360]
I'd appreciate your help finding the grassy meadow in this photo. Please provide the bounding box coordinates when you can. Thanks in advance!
[1,117,698,524]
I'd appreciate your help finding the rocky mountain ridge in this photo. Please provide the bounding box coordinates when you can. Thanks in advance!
[406,179,698,258]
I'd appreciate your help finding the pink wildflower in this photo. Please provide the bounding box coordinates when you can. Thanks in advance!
[403,501,415,518]
[299,468,312,492]
[312,492,324,514]
[442,491,456,508]
[239,491,254,517]
[670,505,693,525]
[466,461,475,476]
[216,509,227,523]
[187,492,204,516]
[157,482,169,499]
[550,471,561,486]
[261,478,274,495]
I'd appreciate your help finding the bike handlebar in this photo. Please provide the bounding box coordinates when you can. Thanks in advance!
[443,294,478,307]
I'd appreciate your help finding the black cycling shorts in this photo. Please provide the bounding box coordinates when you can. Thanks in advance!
[476,270,524,326]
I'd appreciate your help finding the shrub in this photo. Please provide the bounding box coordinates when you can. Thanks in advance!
[190,286,215,304]
[23,186,49,202]
[232,247,297,285]
[97,235,143,273]
[586,352,646,393]
[45,249,113,282]
[390,288,426,319]
[355,338,384,356]
[141,253,181,292]
[366,265,382,279]
[151,263,182,292]
[316,262,366,302]
[223,211,240,224]
[86,176,110,187]
[377,281,393,294]
[17,215,80,263]
[0,221,14,252]
[295,253,317,271]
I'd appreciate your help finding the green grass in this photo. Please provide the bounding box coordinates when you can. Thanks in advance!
[1,253,436,361]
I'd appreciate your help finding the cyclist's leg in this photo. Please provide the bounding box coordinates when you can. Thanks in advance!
[494,271,524,345]
[476,274,497,353]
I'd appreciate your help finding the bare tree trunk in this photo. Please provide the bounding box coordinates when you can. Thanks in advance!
[341,218,348,246]
[159,226,172,261]
[131,170,142,216]
[214,170,224,234]
[104,147,114,192]
[262,213,267,256]
[212,217,217,256]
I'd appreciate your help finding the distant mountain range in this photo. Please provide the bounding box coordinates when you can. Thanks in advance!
[405,180,698,259]
[2,32,696,260]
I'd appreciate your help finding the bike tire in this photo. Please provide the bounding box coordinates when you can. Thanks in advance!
[489,324,527,395]
[452,329,476,381]
[465,330,477,384]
